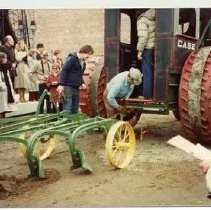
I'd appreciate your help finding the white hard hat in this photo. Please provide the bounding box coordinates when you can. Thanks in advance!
[129,67,143,85]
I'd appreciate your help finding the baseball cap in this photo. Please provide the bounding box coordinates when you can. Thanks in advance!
[129,67,143,85]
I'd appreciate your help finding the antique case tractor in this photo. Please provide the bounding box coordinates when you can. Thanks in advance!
[79,8,211,144]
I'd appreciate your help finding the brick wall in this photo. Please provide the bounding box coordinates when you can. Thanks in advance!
[34,9,104,59]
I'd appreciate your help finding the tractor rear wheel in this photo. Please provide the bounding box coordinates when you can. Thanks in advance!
[179,47,211,144]
[79,64,107,117]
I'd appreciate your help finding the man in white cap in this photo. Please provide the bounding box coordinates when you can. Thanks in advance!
[103,67,143,117]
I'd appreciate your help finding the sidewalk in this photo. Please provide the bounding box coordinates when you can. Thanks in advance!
[6,93,38,117]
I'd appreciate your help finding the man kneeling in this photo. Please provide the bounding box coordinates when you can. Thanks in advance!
[103,67,142,119]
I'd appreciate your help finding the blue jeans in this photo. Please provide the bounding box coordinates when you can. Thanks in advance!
[63,86,79,114]
[141,49,154,98]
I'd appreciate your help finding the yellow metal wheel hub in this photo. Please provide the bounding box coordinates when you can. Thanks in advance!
[18,131,56,160]
[106,121,136,169]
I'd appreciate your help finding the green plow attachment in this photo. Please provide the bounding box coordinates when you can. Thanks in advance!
[0,89,115,178]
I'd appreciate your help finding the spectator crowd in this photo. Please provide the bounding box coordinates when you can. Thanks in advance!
[0,35,73,118]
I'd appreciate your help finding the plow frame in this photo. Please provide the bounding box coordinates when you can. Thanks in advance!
[0,92,116,178]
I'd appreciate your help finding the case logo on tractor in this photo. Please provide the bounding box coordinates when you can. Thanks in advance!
[177,39,196,50]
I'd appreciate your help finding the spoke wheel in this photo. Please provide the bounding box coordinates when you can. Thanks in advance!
[19,132,56,160]
[106,121,136,169]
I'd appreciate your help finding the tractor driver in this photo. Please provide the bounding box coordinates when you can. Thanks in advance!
[137,8,155,99]
[103,67,143,117]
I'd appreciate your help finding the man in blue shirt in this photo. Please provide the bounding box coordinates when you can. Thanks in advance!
[104,67,143,117]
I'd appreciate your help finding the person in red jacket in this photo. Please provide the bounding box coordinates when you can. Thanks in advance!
[46,63,63,113]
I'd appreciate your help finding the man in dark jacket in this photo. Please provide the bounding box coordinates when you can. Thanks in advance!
[58,45,94,114]
[0,35,16,88]
[36,43,44,60]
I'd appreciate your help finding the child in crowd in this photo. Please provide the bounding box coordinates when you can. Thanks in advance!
[0,52,16,118]
[46,62,63,113]
[52,49,63,69]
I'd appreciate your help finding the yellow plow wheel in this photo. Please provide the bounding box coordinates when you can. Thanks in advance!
[106,121,136,169]
[18,132,56,160]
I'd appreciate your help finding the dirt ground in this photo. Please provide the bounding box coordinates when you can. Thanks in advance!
[0,112,211,207]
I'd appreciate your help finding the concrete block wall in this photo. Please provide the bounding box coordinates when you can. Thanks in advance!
[34,9,104,60]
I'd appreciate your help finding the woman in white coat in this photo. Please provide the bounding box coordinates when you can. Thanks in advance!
[27,48,39,101]
[14,40,31,102]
